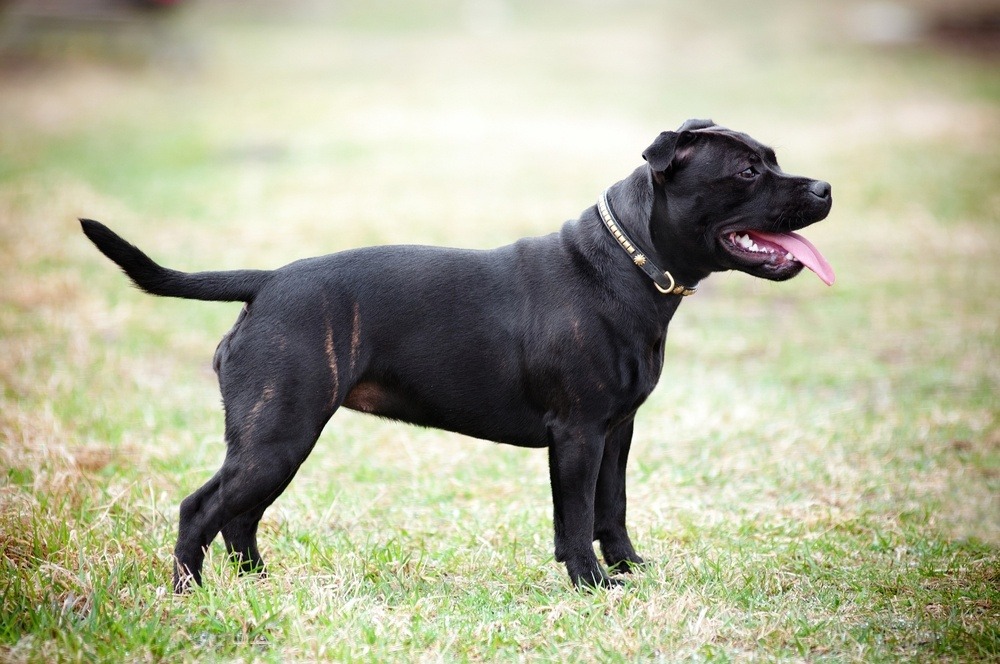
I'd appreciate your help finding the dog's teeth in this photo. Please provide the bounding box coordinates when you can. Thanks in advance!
[750,242,760,252]
[785,252,794,260]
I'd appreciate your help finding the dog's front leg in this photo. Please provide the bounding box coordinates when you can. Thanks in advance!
[547,421,617,588]
[595,418,645,574]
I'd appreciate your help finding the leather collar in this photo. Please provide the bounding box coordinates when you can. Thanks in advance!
[597,189,697,296]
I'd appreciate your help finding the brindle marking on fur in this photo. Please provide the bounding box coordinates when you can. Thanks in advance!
[243,385,275,441]
[324,317,339,407]
[349,301,360,375]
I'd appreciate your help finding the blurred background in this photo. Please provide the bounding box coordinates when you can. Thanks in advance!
[1,0,996,253]
[0,6,1000,661]
[1,0,998,554]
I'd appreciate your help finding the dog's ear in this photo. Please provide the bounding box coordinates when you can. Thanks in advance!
[677,118,715,132]
[642,128,702,184]
[642,131,679,174]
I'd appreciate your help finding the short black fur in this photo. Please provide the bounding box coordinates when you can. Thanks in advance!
[81,120,832,591]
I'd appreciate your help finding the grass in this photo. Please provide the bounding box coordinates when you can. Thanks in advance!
[1,0,998,661]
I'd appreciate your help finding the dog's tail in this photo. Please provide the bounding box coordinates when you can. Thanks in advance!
[80,219,272,302]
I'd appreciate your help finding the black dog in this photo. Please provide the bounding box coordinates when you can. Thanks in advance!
[81,119,834,592]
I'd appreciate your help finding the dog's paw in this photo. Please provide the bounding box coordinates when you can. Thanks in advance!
[607,550,647,574]
[172,567,197,594]
[566,557,619,590]
[572,573,626,591]
[227,552,267,578]
[601,539,646,574]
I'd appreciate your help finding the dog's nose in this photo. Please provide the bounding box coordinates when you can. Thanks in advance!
[809,180,832,200]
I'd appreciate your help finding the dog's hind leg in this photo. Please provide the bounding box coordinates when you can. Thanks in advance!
[594,418,645,574]
[173,410,327,591]
[219,476,294,576]
[173,360,337,592]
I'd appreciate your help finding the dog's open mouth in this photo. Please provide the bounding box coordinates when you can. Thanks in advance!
[723,230,835,285]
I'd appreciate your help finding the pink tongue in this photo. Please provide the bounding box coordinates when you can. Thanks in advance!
[750,231,836,286]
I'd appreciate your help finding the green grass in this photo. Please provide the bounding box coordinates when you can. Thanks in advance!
[2,1,998,661]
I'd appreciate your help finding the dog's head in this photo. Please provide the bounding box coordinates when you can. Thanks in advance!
[642,119,834,285]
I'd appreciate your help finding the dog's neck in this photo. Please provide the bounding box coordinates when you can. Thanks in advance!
[604,170,711,292]
[598,189,697,296]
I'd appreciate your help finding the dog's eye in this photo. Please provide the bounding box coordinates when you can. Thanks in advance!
[738,166,759,180]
